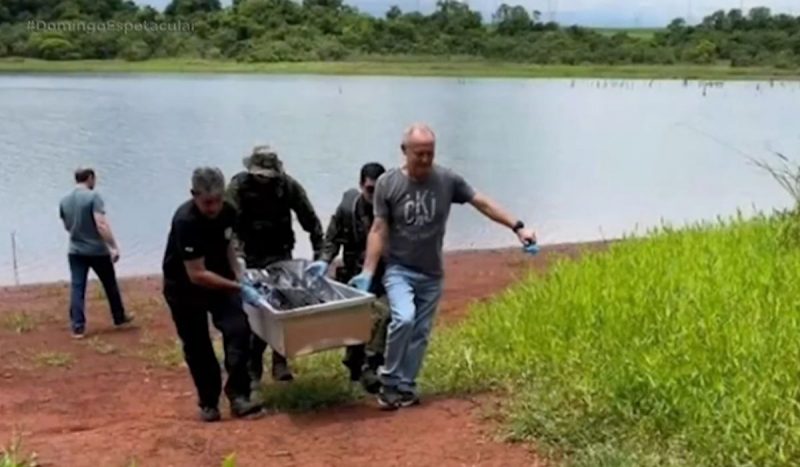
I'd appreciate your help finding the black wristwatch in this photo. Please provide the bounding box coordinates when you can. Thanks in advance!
[512,220,524,233]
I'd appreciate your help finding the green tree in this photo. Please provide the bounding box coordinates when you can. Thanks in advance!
[121,39,151,61]
[492,4,532,36]
[686,39,717,64]
[748,6,772,28]
[0,0,799,66]
[386,5,401,20]
[165,0,221,17]
[37,36,79,60]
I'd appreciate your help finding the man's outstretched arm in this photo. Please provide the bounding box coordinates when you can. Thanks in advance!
[469,192,537,244]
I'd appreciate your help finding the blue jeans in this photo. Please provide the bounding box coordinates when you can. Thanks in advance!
[68,254,126,333]
[380,264,443,393]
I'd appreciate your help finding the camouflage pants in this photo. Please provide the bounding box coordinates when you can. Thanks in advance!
[336,268,390,373]
[344,297,390,361]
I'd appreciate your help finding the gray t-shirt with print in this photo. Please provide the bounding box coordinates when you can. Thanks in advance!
[373,165,476,277]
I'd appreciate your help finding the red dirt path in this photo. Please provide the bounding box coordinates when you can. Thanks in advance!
[0,243,605,467]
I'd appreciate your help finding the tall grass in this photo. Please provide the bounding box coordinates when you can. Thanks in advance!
[258,352,362,412]
[424,213,800,466]
[0,434,38,467]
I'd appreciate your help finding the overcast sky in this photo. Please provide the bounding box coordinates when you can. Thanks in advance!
[137,0,798,27]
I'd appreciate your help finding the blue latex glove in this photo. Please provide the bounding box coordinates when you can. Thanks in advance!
[523,240,540,255]
[305,260,329,278]
[241,283,263,306]
[348,272,373,291]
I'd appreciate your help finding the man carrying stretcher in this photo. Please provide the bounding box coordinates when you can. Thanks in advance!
[305,162,390,394]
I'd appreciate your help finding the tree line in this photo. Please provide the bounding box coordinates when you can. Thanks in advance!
[1,0,799,67]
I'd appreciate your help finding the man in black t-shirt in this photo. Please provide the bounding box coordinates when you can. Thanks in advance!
[162,167,264,422]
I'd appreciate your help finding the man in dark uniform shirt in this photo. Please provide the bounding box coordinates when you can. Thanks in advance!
[162,167,264,422]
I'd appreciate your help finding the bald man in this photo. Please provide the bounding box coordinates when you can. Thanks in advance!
[348,123,537,410]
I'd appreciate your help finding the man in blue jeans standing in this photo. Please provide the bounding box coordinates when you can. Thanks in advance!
[349,123,537,410]
[59,167,133,339]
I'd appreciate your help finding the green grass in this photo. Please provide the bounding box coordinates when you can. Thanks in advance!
[84,337,117,355]
[125,453,236,467]
[135,331,184,369]
[0,312,39,334]
[220,453,237,467]
[0,57,798,81]
[420,211,800,466]
[34,351,73,368]
[1,434,38,467]
[199,208,800,466]
[256,352,362,412]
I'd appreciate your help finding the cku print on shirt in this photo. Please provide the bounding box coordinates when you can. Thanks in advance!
[403,190,437,227]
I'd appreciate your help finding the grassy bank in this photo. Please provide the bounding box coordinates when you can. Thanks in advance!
[255,210,800,465]
[424,212,800,466]
[0,57,798,81]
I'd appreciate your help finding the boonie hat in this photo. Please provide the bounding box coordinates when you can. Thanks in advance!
[243,145,283,177]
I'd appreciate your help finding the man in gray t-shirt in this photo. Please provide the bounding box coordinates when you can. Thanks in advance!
[372,164,475,277]
[349,123,537,410]
[59,168,132,338]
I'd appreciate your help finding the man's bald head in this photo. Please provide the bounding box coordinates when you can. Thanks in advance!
[401,122,436,180]
[402,123,436,147]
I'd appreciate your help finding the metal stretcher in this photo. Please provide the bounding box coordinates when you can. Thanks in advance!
[241,261,377,358]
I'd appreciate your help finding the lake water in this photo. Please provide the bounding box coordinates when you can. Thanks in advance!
[0,74,797,285]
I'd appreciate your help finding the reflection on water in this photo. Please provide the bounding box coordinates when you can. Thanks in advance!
[0,74,795,285]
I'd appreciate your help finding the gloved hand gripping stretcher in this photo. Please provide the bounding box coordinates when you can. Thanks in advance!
[240,259,377,358]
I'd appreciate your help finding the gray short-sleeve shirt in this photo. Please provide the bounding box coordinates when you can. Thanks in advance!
[59,187,109,256]
[373,164,475,276]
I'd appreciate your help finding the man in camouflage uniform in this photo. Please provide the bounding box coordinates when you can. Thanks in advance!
[305,162,389,393]
[226,145,325,384]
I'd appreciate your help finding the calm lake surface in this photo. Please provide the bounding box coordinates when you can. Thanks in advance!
[0,74,797,285]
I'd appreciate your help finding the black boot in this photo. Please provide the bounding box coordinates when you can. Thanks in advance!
[199,406,221,422]
[359,353,383,394]
[271,351,293,382]
[343,345,366,382]
[230,397,264,418]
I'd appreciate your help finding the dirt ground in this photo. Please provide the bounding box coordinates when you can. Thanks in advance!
[0,243,605,467]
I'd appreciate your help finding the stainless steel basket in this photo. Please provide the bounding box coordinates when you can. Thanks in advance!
[242,275,377,358]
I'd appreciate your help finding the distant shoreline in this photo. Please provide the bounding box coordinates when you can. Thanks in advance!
[1,58,799,81]
[0,240,612,290]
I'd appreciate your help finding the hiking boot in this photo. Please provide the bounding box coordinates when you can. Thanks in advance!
[343,345,366,382]
[398,390,420,408]
[199,406,221,422]
[343,360,363,382]
[360,367,381,394]
[230,397,264,419]
[271,355,293,382]
[250,378,262,392]
[377,386,401,411]
[114,314,135,328]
